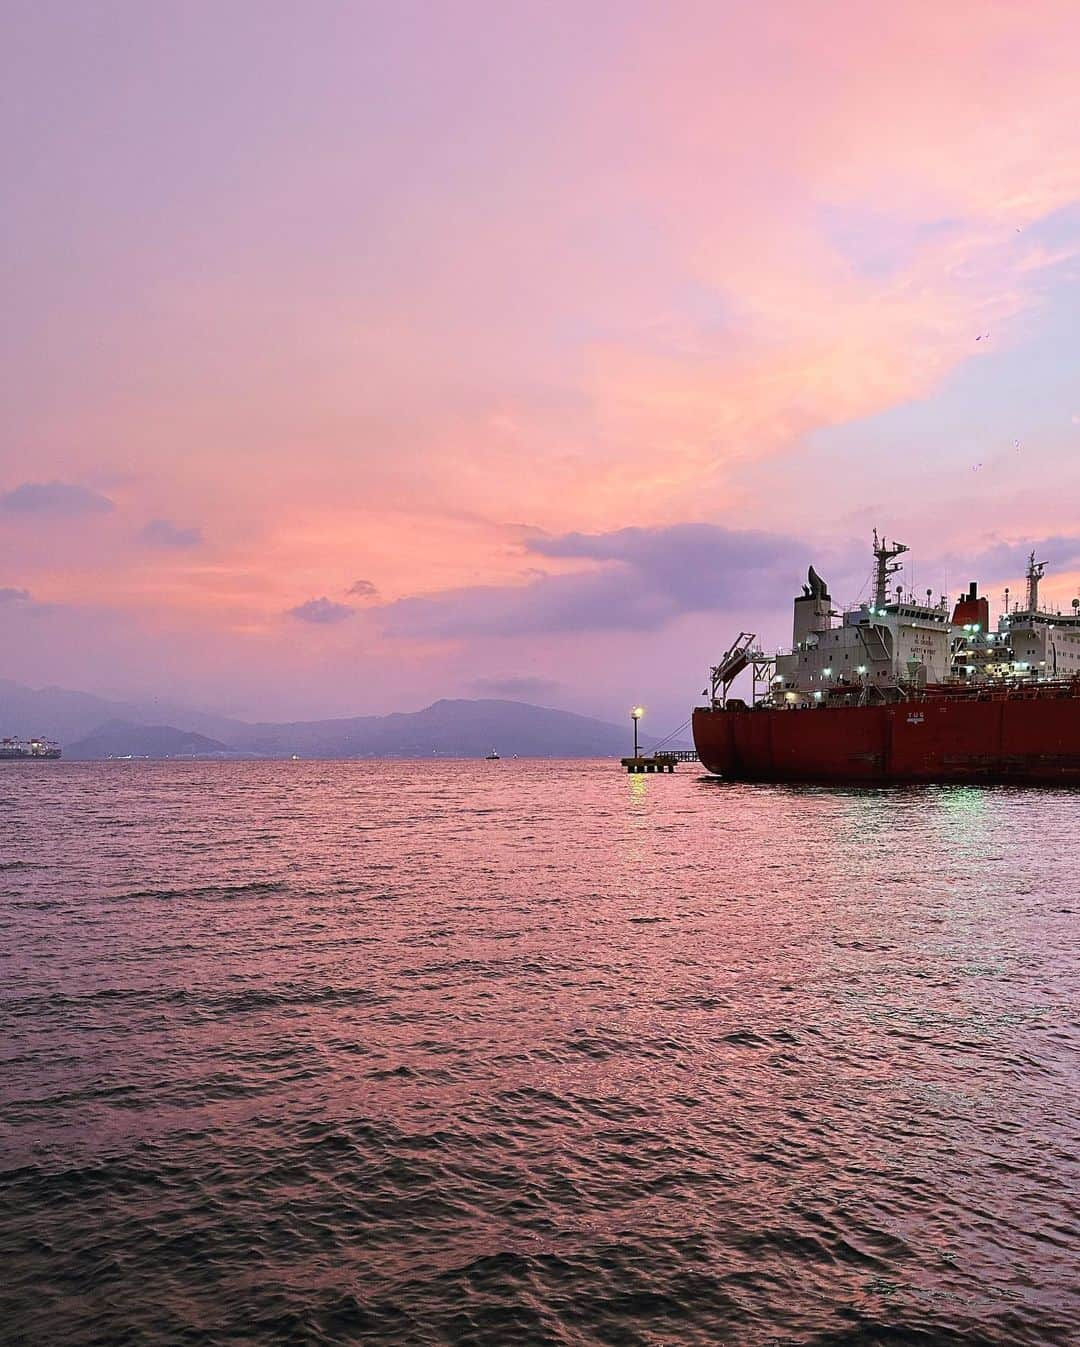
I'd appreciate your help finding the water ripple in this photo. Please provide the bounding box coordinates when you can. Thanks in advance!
[0,761,1077,1346]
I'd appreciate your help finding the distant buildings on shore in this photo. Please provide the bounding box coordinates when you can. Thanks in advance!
[0,735,62,759]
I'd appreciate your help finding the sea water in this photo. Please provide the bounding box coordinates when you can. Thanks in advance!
[1,761,1076,1345]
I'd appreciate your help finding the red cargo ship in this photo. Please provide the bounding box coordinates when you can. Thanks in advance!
[693,534,1080,783]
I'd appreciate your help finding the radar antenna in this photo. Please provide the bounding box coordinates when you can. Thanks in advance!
[872,529,909,609]
[1025,551,1046,613]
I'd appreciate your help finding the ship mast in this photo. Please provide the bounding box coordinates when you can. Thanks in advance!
[872,530,909,609]
[1025,551,1046,613]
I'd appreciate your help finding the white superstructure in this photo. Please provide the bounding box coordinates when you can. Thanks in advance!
[709,537,1080,710]
[768,534,953,707]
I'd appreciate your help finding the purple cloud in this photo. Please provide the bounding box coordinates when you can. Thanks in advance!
[382,524,815,639]
[0,481,115,516]
[347,578,378,598]
[0,585,56,616]
[288,596,354,624]
[526,524,811,606]
[141,518,203,548]
[960,535,1080,583]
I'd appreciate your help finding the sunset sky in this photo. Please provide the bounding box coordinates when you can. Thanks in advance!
[3,1,1080,732]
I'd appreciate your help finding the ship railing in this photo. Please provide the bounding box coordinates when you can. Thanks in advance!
[926,675,1080,700]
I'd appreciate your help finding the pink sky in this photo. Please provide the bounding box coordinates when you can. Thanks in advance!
[3,1,1080,731]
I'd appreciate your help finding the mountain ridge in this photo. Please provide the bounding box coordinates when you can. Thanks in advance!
[0,680,688,758]
[65,721,234,761]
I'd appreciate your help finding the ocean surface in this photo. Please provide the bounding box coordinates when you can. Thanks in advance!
[1,761,1077,1347]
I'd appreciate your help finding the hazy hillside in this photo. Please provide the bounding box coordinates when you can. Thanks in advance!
[64,721,233,760]
[2,679,686,759]
[0,678,245,743]
[225,699,659,758]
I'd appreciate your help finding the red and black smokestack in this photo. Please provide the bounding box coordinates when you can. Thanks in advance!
[951,581,990,629]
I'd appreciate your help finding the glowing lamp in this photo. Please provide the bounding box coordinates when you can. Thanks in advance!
[630,705,644,758]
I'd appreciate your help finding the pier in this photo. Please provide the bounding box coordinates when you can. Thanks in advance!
[622,708,697,771]
[621,750,698,773]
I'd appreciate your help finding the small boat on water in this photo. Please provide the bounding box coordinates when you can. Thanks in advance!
[485,749,500,760]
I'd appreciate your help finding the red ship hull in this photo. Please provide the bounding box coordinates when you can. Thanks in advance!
[692,684,1080,784]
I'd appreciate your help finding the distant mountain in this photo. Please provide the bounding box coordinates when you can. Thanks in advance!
[223,699,667,759]
[0,678,244,743]
[64,721,233,760]
[1,679,687,759]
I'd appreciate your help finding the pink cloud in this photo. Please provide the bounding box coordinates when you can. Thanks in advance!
[3,2,1080,716]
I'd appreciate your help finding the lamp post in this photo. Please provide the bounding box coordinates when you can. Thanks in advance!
[631,705,644,758]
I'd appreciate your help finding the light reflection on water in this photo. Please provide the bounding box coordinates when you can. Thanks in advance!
[0,760,1076,1347]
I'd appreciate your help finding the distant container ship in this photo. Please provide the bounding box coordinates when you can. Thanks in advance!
[693,533,1080,784]
[0,736,62,760]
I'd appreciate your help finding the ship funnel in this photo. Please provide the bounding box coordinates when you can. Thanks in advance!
[794,565,831,645]
[952,582,989,631]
